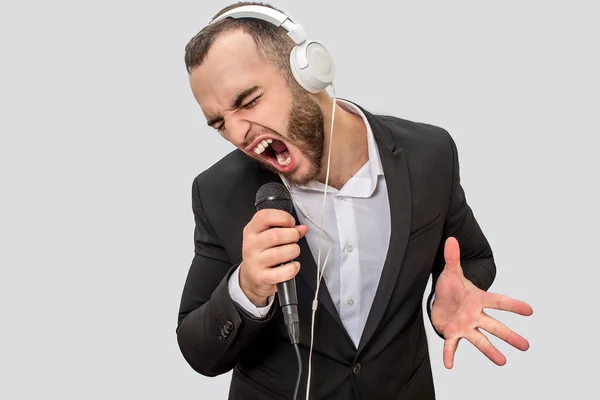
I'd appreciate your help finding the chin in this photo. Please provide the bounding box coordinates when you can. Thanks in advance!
[283,162,319,187]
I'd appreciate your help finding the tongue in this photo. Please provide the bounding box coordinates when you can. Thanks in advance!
[271,139,288,153]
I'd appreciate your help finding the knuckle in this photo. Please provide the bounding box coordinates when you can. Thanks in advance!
[274,210,292,225]
[255,209,269,224]
[259,209,290,226]
[262,208,277,220]
[256,252,270,268]
[269,228,282,243]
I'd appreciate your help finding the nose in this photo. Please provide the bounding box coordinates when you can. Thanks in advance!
[222,112,251,147]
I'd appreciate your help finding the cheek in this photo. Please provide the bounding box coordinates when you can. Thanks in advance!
[264,90,293,128]
[247,100,290,136]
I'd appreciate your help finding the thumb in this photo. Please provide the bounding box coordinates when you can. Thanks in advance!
[296,224,309,237]
[443,236,461,271]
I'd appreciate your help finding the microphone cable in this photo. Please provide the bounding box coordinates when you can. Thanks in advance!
[293,343,302,400]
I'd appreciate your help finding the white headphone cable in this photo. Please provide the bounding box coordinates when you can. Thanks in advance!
[278,84,336,400]
[305,83,336,400]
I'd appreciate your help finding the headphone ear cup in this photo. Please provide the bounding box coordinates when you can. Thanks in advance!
[290,41,335,93]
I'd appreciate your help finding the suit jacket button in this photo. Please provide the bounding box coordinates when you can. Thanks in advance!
[225,320,234,331]
[353,363,362,375]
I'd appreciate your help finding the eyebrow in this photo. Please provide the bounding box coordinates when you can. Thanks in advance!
[206,86,261,127]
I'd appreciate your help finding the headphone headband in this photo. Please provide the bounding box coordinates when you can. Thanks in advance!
[209,5,307,44]
[206,4,335,93]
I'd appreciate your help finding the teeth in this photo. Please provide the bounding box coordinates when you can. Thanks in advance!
[251,138,288,167]
[253,139,272,154]
[276,152,291,166]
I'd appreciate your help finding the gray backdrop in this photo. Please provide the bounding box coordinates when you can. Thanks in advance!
[1,0,598,398]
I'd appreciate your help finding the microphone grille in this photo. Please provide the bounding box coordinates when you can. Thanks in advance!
[255,182,293,213]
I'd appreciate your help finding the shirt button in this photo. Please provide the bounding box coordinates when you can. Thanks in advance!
[347,298,355,307]
[353,363,362,375]
[347,245,353,253]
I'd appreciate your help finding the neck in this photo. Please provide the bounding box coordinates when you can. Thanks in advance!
[312,93,368,190]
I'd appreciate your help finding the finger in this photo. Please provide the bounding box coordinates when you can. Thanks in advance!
[262,261,301,285]
[479,313,530,351]
[482,292,534,316]
[248,209,296,233]
[259,243,302,267]
[465,329,506,366]
[255,227,304,251]
[443,337,460,369]
[296,224,309,237]
[443,237,461,272]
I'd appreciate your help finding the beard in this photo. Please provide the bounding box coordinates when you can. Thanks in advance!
[257,87,325,186]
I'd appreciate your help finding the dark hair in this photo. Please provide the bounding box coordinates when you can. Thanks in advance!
[184,2,296,84]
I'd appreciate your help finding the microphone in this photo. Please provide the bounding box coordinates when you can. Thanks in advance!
[255,182,300,345]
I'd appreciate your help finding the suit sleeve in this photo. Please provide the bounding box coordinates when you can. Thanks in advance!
[176,177,276,376]
[426,132,497,338]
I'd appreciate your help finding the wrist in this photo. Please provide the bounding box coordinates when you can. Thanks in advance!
[239,277,268,307]
[248,293,268,307]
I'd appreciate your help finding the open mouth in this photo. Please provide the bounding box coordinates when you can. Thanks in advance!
[246,136,294,172]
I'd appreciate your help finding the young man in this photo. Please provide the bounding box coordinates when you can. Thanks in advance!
[176,3,533,399]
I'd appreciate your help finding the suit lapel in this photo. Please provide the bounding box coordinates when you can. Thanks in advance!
[356,109,413,354]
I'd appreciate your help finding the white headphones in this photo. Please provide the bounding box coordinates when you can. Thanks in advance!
[208,5,335,93]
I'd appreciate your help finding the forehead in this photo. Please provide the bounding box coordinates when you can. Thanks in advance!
[189,30,279,115]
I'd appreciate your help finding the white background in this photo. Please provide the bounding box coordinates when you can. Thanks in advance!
[1,0,598,398]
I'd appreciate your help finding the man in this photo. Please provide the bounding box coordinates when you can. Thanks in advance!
[176,2,533,399]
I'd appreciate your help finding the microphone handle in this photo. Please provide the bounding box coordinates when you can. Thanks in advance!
[277,277,300,344]
[276,276,298,307]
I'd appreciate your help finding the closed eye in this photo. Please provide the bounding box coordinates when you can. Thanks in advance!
[211,95,262,133]
[243,96,260,109]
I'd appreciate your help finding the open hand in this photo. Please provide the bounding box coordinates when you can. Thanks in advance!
[431,237,533,369]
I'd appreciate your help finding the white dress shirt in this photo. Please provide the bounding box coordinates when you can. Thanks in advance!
[228,100,391,347]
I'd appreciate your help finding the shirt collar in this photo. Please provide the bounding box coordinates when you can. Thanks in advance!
[280,99,383,198]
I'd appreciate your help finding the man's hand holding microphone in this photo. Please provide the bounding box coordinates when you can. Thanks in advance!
[239,208,308,307]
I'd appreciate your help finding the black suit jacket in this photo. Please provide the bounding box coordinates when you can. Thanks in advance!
[176,103,496,399]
